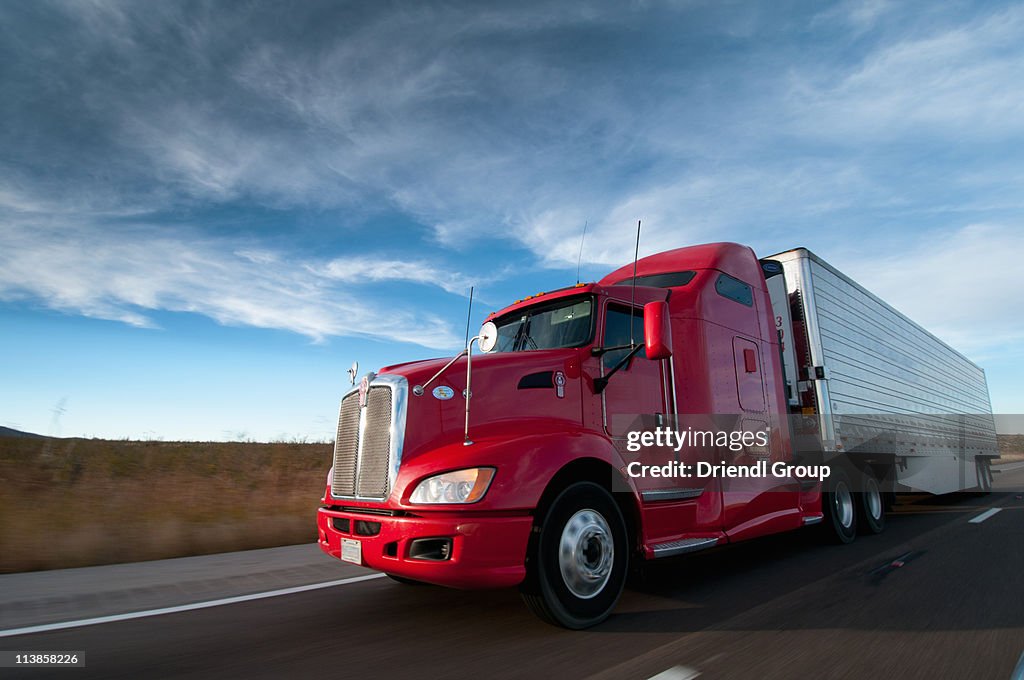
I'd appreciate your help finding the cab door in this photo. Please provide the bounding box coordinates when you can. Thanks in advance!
[595,302,691,521]
[600,303,667,441]
[590,299,723,543]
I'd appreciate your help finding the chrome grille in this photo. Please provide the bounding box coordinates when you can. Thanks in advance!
[331,380,402,500]
[332,394,360,496]
[356,387,393,497]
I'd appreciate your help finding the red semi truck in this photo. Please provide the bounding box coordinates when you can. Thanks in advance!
[317,242,997,628]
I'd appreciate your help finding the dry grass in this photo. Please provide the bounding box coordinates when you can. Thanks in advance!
[998,434,1024,464]
[3,433,1023,573]
[0,436,331,573]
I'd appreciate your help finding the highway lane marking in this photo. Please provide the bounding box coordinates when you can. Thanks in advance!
[968,507,1002,524]
[994,461,1024,472]
[647,666,701,680]
[1011,649,1024,680]
[0,573,387,638]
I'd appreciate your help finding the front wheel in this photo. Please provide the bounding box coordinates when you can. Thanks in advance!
[521,482,628,629]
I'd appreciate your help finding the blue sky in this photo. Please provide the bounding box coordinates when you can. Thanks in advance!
[1,0,1022,440]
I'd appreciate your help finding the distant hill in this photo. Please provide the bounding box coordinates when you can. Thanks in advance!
[0,426,46,438]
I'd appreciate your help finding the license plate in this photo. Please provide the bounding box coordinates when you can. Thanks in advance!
[341,538,362,565]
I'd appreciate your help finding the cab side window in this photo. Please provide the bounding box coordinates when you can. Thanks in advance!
[602,306,646,371]
[715,273,753,306]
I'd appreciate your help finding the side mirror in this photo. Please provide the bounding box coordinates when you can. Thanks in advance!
[478,321,498,352]
[643,301,672,360]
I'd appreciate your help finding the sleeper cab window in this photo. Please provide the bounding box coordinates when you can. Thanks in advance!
[715,273,753,307]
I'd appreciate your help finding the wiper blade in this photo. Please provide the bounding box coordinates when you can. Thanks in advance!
[514,315,535,351]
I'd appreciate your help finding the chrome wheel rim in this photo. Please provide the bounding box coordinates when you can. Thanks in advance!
[864,476,882,521]
[834,481,854,529]
[558,509,614,599]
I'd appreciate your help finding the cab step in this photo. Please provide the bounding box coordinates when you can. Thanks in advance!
[650,537,719,558]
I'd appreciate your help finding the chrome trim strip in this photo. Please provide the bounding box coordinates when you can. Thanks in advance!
[641,488,704,502]
[385,374,409,497]
[651,537,719,558]
[668,353,679,419]
[802,515,823,526]
[354,395,368,494]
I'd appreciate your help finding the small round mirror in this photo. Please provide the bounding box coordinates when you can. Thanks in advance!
[348,361,359,385]
[478,321,498,352]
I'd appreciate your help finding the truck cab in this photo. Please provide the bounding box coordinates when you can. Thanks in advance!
[317,242,829,628]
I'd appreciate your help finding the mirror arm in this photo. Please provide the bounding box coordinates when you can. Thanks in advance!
[593,343,643,394]
[590,343,634,357]
[413,349,468,396]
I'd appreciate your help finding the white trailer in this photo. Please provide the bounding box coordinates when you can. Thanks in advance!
[764,248,998,494]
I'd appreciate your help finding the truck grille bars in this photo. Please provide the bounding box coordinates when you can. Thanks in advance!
[331,375,408,500]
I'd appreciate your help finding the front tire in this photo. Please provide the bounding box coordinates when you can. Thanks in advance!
[822,468,857,544]
[521,482,628,629]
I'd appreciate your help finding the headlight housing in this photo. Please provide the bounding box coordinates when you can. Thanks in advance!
[409,467,495,504]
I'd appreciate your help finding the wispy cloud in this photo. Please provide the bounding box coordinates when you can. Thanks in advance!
[840,224,1024,359]
[319,257,474,296]
[2,1,1024,364]
[812,0,894,33]
[0,217,463,349]
[792,5,1024,141]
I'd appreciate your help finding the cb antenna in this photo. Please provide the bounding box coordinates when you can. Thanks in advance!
[464,285,475,349]
[575,220,589,286]
[629,220,641,347]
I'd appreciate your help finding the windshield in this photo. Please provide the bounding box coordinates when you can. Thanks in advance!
[492,297,594,352]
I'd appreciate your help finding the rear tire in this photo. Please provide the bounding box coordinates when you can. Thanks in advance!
[520,482,628,629]
[821,468,857,544]
[856,470,886,534]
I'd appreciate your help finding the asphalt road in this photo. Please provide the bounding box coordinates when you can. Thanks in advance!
[3,466,1023,680]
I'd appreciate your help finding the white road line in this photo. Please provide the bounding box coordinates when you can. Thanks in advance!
[647,666,701,680]
[995,461,1024,472]
[1011,649,1024,680]
[0,573,387,638]
[969,508,1003,524]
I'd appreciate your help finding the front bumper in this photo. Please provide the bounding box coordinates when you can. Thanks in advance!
[317,506,533,589]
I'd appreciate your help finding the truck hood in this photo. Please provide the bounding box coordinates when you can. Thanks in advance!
[378,349,585,463]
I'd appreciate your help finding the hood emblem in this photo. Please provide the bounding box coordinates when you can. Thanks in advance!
[554,371,566,398]
[432,385,455,401]
[358,372,375,408]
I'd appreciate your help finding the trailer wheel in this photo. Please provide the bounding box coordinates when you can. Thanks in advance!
[856,471,886,534]
[521,482,628,629]
[822,468,857,544]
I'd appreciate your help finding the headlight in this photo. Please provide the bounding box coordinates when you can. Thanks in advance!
[409,468,495,504]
